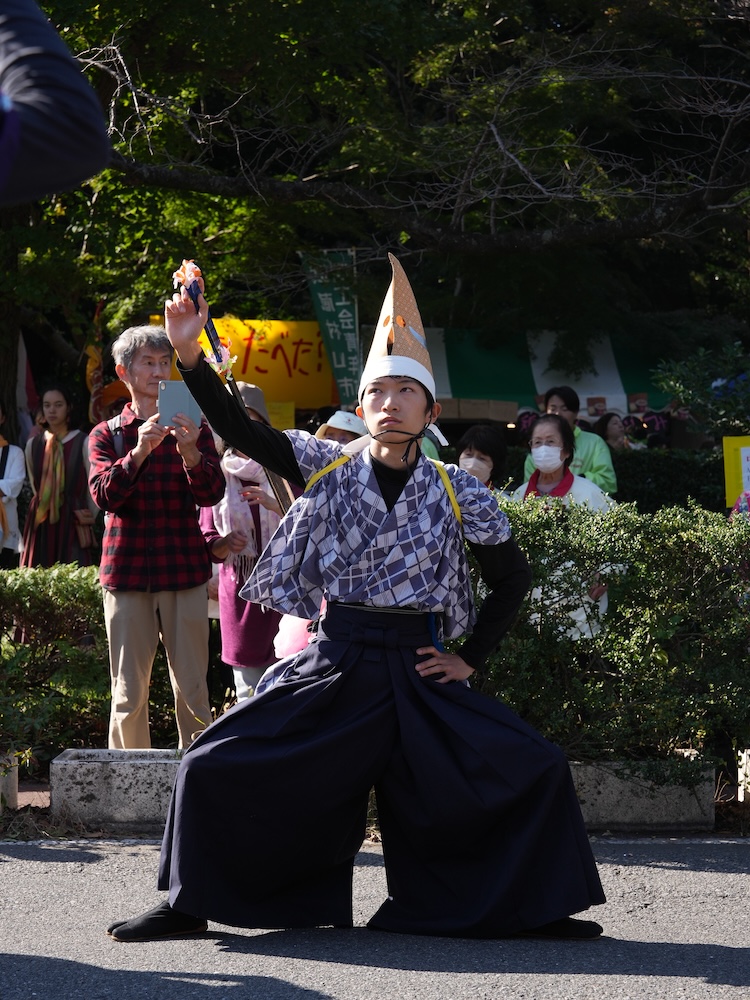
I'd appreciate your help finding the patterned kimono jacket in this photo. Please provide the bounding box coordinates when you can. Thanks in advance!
[241,433,511,640]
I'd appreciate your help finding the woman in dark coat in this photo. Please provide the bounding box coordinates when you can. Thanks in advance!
[21,385,95,567]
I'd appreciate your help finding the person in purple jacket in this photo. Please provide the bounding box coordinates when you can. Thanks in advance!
[200,381,296,701]
[0,0,110,204]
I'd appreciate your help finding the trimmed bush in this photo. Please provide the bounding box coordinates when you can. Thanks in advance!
[505,445,726,512]
[3,498,749,785]
[0,565,178,775]
[463,499,750,778]
[608,447,725,513]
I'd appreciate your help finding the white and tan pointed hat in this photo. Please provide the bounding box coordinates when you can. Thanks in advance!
[358,253,447,445]
[358,253,435,400]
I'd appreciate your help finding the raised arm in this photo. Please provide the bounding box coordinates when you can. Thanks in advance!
[165,280,305,487]
[164,279,211,370]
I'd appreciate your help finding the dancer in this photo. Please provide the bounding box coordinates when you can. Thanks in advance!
[107,254,605,942]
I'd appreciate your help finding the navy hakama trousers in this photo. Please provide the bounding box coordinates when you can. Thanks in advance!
[158,603,605,937]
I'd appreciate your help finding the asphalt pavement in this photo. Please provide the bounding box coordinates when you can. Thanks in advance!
[1,835,749,1000]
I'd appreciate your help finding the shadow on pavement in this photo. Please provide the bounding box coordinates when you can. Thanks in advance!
[0,953,335,1000]
[212,926,750,988]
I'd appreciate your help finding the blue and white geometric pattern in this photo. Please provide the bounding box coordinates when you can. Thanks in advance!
[241,431,512,638]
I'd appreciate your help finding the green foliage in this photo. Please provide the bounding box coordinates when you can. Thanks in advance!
[505,445,726,513]
[7,0,747,386]
[3,502,749,787]
[608,447,725,514]
[0,565,109,772]
[0,565,178,776]
[654,341,750,438]
[465,499,750,771]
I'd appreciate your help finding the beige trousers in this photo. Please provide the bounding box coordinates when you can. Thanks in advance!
[104,585,212,749]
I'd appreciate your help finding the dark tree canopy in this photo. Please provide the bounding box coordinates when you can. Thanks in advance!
[2,0,749,405]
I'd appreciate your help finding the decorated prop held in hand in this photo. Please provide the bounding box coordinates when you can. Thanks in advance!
[171,260,294,514]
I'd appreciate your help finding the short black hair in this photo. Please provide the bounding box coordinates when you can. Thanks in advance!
[544,385,580,414]
[456,422,507,482]
[529,413,576,469]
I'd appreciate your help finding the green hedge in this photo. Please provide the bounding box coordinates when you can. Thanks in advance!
[505,445,726,512]
[3,498,749,783]
[461,499,750,779]
[0,565,177,775]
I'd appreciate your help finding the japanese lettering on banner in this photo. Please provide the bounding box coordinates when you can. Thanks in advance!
[198,317,339,411]
[299,250,361,407]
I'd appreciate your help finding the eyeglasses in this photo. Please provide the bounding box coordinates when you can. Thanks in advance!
[546,404,570,414]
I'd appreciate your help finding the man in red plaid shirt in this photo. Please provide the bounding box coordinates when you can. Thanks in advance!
[89,325,225,749]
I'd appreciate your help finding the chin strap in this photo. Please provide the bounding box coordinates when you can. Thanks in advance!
[369,424,430,466]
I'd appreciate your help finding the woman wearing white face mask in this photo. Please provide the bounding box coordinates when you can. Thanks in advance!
[512,414,616,639]
[456,422,507,491]
[513,414,613,510]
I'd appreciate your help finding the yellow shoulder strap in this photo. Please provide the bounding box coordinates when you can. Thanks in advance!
[428,458,462,526]
[305,453,352,491]
[305,453,462,528]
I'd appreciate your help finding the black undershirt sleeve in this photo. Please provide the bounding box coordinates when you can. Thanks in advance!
[457,537,532,672]
[179,360,306,488]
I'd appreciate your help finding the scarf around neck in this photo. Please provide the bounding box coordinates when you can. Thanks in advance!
[213,451,281,585]
[523,467,575,501]
[35,431,65,525]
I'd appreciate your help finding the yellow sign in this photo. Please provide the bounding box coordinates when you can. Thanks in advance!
[267,401,295,432]
[722,435,750,508]
[151,314,339,409]
[199,317,338,409]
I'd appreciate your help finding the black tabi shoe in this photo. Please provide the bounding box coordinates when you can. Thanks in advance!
[107,901,208,942]
[515,916,603,940]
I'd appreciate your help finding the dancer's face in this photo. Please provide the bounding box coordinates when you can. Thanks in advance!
[357,376,437,444]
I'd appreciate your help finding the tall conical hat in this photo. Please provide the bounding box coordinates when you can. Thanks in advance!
[358,253,435,400]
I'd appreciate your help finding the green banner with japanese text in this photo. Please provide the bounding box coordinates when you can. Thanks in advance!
[300,249,360,406]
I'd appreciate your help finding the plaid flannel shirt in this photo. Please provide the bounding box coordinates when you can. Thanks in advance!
[88,404,225,592]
